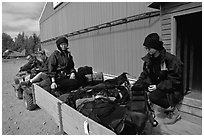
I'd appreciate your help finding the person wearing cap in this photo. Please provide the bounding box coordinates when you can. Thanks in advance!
[131,33,183,124]
[48,36,79,94]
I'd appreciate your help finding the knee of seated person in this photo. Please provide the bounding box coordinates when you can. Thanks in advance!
[131,84,144,91]
[37,72,43,76]
[149,92,157,104]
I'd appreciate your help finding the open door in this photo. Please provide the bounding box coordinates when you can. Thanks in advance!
[175,12,202,95]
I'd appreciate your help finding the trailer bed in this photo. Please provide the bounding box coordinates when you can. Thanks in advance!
[33,84,115,135]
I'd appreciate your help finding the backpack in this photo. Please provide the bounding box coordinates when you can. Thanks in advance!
[76,66,93,86]
[77,97,127,130]
[109,89,158,135]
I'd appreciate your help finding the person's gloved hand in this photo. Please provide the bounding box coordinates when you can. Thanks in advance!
[70,73,75,79]
[148,85,157,92]
[51,82,57,89]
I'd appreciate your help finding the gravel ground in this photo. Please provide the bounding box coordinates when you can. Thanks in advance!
[2,58,59,135]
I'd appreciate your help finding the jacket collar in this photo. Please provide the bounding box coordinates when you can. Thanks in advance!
[142,48,166,64]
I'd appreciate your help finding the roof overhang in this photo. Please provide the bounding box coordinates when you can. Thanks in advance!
[148,2,161,9]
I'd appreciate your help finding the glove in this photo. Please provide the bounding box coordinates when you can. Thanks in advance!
[70,73,75,79]
[148,85,157,92]
[51,82,57,89]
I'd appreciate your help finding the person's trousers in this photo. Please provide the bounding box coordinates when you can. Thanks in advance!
[57,77,80,94]
[149,89,170,109]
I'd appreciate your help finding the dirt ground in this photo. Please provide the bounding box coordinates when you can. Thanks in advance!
[2,58,59,135]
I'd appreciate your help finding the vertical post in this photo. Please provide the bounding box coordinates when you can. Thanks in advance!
[57,102,64,134]
[32,84,36,104]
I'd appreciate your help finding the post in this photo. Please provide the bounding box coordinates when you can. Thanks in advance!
[57,102,64,134]
[32,84,36,105]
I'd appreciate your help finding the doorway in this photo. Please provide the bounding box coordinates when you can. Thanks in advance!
[175,12,202,95]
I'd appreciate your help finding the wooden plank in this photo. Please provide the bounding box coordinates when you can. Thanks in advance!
[180,111,202,126]
[161,18,171,25]
[162,24,171,31]
[178,104,202,117]
[161,14,171,20]
[162,29,171,35]
[181,97,202,109]
[61,103,115,135]
[163,39,171,45]
[154,109,202,135]
[161,34,171,41]
[158,119,202,135]
[163,44,171,50]
[34,84,62,125]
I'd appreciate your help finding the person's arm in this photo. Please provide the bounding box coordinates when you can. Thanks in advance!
[69,53,76,74]
[68,53,76,79]
[132,62,149,90]
[48,53,58,89]
[48,52,58,80]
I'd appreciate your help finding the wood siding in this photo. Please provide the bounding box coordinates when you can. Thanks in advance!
[160,2,202,53]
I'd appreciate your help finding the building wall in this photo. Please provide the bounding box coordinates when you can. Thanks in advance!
[40,2,158,42]
[40,2,161,77]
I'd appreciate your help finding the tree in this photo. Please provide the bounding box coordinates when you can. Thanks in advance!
[2,32,41,56]
[14,32,25,52]
[32,33,41,53]
[2,33,14,53]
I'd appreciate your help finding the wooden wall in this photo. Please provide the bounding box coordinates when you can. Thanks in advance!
[160,2,202,53]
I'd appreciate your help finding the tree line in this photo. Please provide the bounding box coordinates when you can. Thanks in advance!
[2,32,41,56]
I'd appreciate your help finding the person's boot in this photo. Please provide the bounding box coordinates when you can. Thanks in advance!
[163,107,181,124]
[21,80,32,86]
[163,106,175,115]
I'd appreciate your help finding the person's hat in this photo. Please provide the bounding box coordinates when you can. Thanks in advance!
[143,33,163,51]
[56,36,68,46]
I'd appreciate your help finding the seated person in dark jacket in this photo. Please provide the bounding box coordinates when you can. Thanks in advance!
[19,54,42,73]
[49,36,79,94]
[132,33,183,125]
[21,50,50,89]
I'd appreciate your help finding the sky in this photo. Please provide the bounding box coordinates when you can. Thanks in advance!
[2,2,45,39]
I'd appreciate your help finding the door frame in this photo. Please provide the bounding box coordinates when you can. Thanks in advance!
[171,7,202,95]
[171,6,202,55]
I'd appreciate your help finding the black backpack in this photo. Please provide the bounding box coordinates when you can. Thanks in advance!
[76,97,127,130]
[108,89,158,135]
[76,66,93,86]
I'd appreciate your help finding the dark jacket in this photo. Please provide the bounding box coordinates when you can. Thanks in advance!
[134,48,183,104]
[20,57,41,72]
[48,50,76,79]
[38,57,48,72]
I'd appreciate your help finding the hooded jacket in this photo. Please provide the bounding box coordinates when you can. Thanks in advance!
[134,48,184,104]
[20,56,41,72]
[38,56,48,72]
[48,49,76,79]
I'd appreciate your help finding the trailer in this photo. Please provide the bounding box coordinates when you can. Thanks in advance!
[32,84,116,135]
